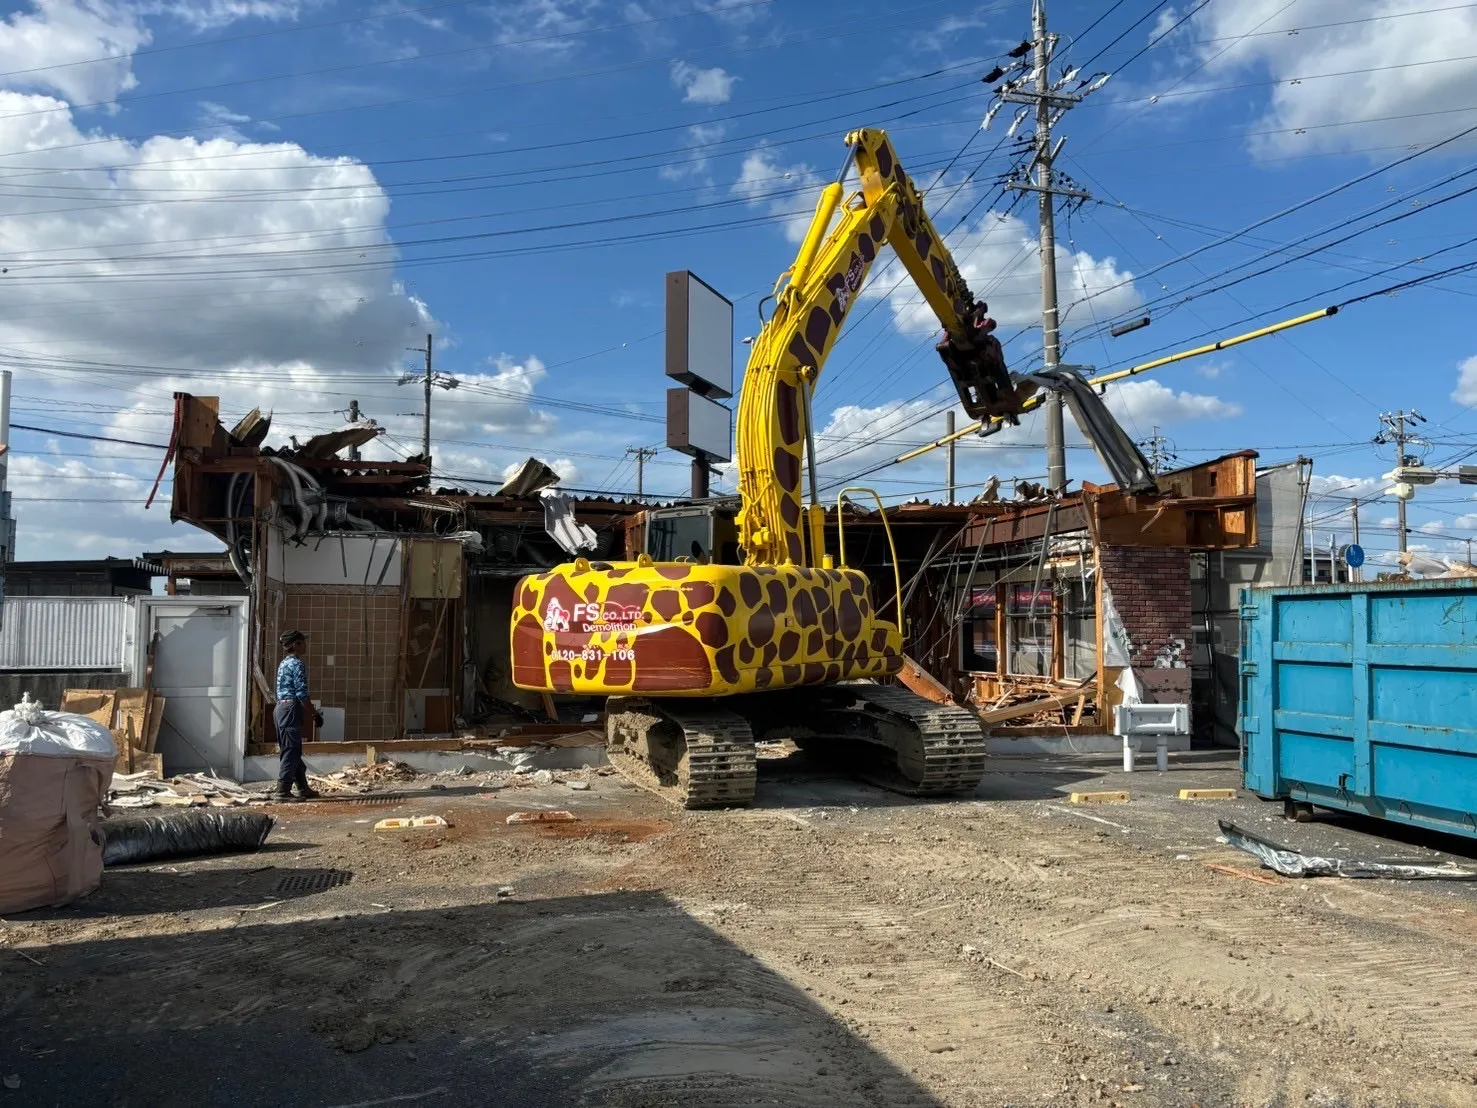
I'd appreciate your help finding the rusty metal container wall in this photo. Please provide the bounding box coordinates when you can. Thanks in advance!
[0,597,132,671]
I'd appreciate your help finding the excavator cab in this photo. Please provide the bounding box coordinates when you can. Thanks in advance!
[643,503,741,566]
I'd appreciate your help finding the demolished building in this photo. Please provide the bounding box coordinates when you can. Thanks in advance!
[166,395,644,750]
[166,393,1260,759]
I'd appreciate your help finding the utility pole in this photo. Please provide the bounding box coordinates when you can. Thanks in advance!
[1032,0,1065,495]
[1375,409,1427,555]
[1350,499,1361,582]
[398,333,458,467]
[945,411,956,503]
[347,399,361,462]
[420,334,431,459]
[1139,425,1177,475]
[625,446,658,499]
[993,0,1099,496]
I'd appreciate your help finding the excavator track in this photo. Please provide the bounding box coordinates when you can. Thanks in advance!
[605,698,757,810]
[844,684,988,796]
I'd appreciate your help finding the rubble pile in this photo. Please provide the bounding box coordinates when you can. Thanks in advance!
[309,760,421,794]
[108,772,269,810]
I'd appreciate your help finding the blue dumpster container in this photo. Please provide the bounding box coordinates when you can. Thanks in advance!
[1240,578,1477,839]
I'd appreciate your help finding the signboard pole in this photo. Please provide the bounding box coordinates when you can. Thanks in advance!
[691,450,710,499]
[665,270,734,502]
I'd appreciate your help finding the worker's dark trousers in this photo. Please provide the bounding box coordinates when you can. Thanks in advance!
[274,700,308,795]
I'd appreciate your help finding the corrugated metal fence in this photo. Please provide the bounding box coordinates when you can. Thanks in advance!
[0,597,132,670]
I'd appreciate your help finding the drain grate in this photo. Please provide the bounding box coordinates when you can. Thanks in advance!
[276,869,354,894]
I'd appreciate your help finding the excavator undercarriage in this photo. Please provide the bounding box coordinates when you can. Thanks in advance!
[606,685,987,809]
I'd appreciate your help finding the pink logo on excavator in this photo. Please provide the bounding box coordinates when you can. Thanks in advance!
[542,598,571,633]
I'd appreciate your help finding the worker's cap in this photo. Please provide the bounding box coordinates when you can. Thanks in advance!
[279,630,307,648]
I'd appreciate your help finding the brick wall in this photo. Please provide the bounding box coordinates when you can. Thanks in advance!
[1099,545,1191,705]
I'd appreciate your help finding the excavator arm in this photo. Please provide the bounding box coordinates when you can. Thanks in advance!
[735,129,1029,569]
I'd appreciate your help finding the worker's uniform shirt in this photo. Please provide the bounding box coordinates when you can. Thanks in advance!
[276,655,310,703]
[274,655,311,794]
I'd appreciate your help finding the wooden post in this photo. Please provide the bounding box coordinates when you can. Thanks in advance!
[1051,586,1065,681]
[993,581,1007,676]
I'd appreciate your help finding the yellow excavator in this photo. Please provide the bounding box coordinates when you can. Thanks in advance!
[510,128,1154,807]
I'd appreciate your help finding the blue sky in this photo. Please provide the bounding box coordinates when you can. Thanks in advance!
[1,0,1476,568]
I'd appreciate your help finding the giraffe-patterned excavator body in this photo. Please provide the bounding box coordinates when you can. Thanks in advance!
[513,130,1018,806]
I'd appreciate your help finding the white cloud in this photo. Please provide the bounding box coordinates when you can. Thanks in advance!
[865,207,1144,332]
[732,145,821,242]
[659,122,725,182]
[1180,0,1477,156]
[450,355,557,437]
[479,0,601,51]
[1309,474,1390,501]
[1453,354,1477,406]
[151,1,309,32]
[1149,5,1181,42]
[195,99,254,140]
[0,0,149,106]
[670,60,737,105]
[0,92,430,378]
[0,1,312,108]
[1105,378,1241,424]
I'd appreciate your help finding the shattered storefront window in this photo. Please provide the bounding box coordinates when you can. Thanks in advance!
[960,586,997,673]
[1063,578,1097,681]
[1007,585,1053,676]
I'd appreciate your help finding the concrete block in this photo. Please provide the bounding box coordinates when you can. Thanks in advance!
[1069,791,1129,804]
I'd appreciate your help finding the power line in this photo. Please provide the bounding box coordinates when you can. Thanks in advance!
[10,423,168,449]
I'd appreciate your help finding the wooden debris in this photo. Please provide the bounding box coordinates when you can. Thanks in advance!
[979,684,1099,726]
[1205,862,1279,886]
[60,689,115,726]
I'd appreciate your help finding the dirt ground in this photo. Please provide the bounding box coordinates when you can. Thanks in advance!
[5,748,1477,1107]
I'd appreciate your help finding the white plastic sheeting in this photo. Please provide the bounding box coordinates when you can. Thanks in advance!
[0,596,132,670]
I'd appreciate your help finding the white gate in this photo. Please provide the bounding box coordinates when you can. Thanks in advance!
[135,598,248,780]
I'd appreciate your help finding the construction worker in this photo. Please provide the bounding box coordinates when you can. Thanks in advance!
[275,630,322,801]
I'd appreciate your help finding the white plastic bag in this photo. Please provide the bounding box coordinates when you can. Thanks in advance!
[0,693,117,758]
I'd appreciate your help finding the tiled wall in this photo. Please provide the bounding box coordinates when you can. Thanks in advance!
[278,585,402,740]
